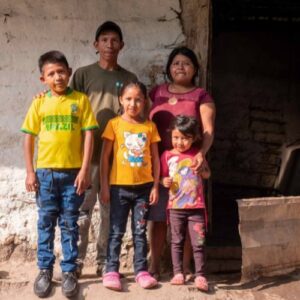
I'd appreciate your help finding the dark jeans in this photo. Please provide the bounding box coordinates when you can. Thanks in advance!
[106,183,152,275]
[169,209,206,277]
[36,169,84,272]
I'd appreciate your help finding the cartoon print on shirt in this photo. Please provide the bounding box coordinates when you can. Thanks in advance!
[169,157,201,208]
[168,156,179,178]
[167,156,180,194]
[123,132,147,167]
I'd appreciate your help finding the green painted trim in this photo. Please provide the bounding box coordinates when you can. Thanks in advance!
[21,128,37,136]
[81,125,99,131]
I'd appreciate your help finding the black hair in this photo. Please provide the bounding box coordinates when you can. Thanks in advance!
[38,50,69,73]
[118,81,148,117]
[95,21,123,41]
[119,81,147,99]
[169,115,200,142]
[166,46,200,85]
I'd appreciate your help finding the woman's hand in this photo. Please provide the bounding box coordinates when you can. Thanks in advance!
[162,177,173,188]
[191,153,211,178]
[199,160,211,179]
[190,151,205,174]
[149,186,159,205]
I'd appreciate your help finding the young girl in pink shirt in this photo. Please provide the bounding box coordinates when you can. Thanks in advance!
[161,115,210,291]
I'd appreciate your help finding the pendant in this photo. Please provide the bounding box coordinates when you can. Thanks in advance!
[168,97,178,105]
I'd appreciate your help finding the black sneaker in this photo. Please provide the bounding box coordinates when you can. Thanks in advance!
[53,266,81,282]
[61,272,79,298]
[34,269,53,298]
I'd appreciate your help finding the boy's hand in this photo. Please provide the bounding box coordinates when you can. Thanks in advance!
[74,169,90,195]
[162,177,172,188]
[99,185,110,204]
[149,186,159,205]
[25,171,38,192]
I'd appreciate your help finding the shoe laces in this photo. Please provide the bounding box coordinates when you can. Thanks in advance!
[39,269,52,280]
[63,272,77,280]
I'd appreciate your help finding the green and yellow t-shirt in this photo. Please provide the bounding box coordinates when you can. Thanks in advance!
[21,88,98,168]
[102,116,161,185]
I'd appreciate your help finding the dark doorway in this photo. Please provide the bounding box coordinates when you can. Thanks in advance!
[208,0,300,247]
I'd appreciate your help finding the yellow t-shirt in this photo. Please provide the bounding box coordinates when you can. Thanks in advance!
[102,116,161,185]
[21,88,98,168]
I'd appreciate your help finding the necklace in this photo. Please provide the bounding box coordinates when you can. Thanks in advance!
[168,96,178,105]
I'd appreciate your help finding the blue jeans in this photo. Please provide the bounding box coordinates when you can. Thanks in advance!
[106,183,152,275]
[36,169,84,272]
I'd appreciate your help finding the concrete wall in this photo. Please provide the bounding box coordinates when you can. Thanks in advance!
[238,196,300,281]
[0,0,210,265]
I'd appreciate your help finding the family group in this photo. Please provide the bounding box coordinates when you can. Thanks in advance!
[21,21,215,298]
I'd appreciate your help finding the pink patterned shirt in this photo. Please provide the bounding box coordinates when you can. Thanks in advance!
[161,148,205,210]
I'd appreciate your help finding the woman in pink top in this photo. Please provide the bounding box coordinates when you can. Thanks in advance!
[148,46,216,280]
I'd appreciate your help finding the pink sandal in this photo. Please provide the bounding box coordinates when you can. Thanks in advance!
[136,271,158,289]
[195,275,208,292]
[170,273,185,285]
[103,272,122,291]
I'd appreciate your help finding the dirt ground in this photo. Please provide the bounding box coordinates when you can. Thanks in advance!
[1,261,300,300]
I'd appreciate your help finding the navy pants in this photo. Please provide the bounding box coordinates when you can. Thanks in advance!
[106,183,152,275]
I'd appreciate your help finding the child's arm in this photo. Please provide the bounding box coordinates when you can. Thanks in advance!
[99,139,113,203]
[74,130,94,195]
[24,134,37,192]
[149,142,160,205]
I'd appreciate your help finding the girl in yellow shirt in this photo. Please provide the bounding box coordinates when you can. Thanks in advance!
[100,81,160,291]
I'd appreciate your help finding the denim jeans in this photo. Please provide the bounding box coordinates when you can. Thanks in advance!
[36,169,84,272]
[106,183,152,275]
